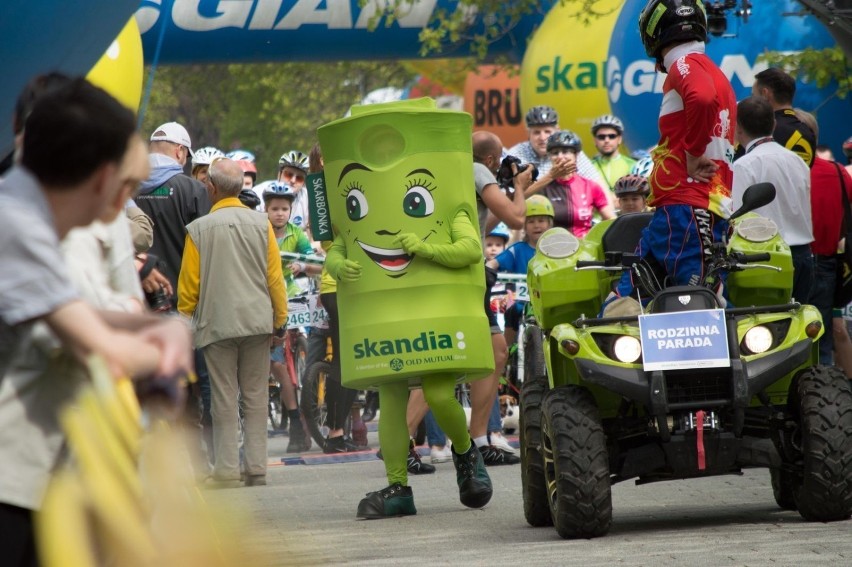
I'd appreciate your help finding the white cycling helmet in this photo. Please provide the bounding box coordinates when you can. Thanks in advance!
[630,156,654,178]
[191,146,224,168]
[226,149,256,163]
[591,114,625,135]
[278,150,309,173]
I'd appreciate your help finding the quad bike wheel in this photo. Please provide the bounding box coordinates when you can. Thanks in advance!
[520,326,551,527]
[770,468,797,511]
[793,366,852,522]
[542,386,612,539]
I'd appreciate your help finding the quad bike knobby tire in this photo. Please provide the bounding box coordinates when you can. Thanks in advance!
[770,467,797,511]
[542,385,612,539]
[520,326,551,527]
[794,366,852,522]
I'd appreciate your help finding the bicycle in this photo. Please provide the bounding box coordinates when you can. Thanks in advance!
[267,277,314,432]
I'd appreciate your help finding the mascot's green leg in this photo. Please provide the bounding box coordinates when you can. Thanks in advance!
[356,382,416,519]
[422,375,492,509]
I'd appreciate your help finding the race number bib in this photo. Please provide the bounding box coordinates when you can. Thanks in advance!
[287,299,312,328]
[309,294,329,330]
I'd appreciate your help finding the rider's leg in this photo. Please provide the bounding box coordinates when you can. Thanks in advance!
[272,361,296,410]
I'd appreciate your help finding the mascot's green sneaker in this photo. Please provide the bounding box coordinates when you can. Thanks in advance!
[356,483,417,519]
[452,441,493,509]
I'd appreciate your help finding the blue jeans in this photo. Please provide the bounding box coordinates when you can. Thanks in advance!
[488,395,502,433]
[811,255,837,365]
[424,410,446,447]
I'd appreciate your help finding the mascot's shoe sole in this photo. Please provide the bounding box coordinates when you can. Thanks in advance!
[356,483,417,519]
[452,441,493,509]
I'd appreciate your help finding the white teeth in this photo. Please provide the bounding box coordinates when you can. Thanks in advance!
[357,240,412,273]
[358,241,406,256]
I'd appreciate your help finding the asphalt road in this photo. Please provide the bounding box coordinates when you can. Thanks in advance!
[202,427,852,567]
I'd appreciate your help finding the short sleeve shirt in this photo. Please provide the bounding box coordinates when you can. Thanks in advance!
[0,167,78,383]
[474,162,498,240]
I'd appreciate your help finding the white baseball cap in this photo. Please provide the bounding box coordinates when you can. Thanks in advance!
[150,122,193,156]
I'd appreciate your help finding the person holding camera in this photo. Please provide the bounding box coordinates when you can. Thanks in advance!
[536,130,615,237]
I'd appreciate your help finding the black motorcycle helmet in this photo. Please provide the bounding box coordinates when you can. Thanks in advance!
[639,0,707,63]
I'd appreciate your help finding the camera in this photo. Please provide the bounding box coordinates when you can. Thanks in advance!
[145,287,173,313]
[496,155,538,191]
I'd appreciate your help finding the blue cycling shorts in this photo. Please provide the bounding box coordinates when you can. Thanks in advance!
[615,205,728,299]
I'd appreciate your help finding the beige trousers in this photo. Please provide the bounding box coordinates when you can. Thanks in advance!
[204,334,271,479]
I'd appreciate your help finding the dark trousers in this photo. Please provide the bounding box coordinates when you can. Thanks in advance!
[790,244,815,306]
[811,255,838,365]
[0,503,38,567]
[321,292,358,431]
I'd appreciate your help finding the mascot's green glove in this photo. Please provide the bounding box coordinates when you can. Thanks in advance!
[397,233,433,259]
[326,235,364,282]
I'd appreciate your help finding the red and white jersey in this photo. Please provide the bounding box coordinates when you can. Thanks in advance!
[649,42,736,219]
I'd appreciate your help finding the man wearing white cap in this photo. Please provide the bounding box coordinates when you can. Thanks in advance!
[135,121,210,293]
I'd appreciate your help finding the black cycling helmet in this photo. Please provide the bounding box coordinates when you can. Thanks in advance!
[525,105,559,128]
[639,0,707,60]
[546,130,582,153]
[614,174,650,197]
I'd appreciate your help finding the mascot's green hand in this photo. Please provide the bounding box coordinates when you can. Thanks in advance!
[338,259,363,282]
[397,233,432,258]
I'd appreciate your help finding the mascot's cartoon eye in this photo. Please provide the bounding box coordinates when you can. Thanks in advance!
[402,186,434,218]
[346,188,369,221]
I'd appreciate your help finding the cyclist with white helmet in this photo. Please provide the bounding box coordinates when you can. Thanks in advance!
[278,150,310,232]
[631,156,655,178]
[191,146,224,184]
[590,114,636,195]
[508,106,607,197]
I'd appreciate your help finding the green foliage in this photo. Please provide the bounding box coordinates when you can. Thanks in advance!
[759,47,851,101]
[140,61,416,179]
[361,0,615,63]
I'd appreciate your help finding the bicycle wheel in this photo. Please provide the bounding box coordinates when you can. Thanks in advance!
[293,335,308,387]
[300,361,332,447]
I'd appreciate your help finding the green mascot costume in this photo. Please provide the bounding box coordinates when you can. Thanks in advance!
[319,98,494,518]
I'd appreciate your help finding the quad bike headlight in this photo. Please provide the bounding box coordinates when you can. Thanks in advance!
[743,325,773,354]
[537,228,580,259]
[613,336,642,363]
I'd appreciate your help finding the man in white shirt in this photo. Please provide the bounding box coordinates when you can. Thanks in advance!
[732,96,813,303]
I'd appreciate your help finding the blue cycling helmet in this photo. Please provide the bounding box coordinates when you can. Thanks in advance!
[226,149,256,163]
[260,180,297,203]
[488,222,510,242]
[630,156,654,178]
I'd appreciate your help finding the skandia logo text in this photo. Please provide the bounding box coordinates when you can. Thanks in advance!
[136,0,440,35]
[353,331,465,360]
[606,54,771,103]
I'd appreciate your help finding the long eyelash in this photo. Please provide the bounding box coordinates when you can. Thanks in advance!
[406,178,436,192]
[341,180,364,198]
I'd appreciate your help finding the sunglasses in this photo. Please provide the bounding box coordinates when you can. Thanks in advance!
[596,133,619,140]
[281,169,305,184]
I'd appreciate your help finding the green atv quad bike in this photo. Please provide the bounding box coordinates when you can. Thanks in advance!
[520,183,852,539]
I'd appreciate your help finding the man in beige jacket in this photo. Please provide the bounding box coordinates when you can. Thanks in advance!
[178,158,287,488]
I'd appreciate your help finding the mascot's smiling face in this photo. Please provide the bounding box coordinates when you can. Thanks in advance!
[335,158,449,278]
